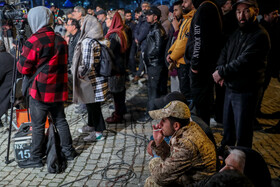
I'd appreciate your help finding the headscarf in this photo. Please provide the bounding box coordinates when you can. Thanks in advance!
[105,12,127,53]
[71,15,103,76]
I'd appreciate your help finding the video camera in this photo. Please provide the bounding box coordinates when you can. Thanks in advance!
[0,1,29,35]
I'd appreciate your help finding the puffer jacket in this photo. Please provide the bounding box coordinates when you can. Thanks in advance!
[168,9,195,67]
[216,20,270,92]
[144,22,167,67]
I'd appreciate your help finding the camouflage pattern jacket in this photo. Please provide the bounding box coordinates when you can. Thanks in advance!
[150,121,217,186]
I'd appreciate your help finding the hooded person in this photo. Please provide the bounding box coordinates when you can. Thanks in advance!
[104,11,129,124]
[17,6,76,168]
[157,5,171,35]
[72,15,109,142]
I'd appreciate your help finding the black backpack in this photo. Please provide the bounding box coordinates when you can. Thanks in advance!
[92,39,115,77]
[46,122,67,173]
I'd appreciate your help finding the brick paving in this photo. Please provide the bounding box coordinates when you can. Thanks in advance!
[0,78,279,186]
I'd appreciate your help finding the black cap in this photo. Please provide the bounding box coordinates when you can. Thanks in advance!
[233,0,258,8]
[154,91,187,109]
[146,6,161,18]
[96,9,107,16]
[216,0,228,7]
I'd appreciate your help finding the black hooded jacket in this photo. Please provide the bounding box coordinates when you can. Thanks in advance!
[185,0,224,74]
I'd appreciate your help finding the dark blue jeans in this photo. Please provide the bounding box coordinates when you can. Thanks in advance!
[29,97,74,160]
[221,87,263,148]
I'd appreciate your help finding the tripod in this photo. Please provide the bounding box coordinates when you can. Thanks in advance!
[5,22,26,164]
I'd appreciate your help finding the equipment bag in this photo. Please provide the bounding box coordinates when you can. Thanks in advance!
[93,39,115,77]
[46,122,67,173]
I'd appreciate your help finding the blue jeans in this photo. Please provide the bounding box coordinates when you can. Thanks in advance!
[29,97,74,160]
[221,88,262,148]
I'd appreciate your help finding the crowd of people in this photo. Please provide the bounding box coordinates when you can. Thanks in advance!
[0,0,279,185]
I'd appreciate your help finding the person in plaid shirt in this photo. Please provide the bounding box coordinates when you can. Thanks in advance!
[17,6,76,168]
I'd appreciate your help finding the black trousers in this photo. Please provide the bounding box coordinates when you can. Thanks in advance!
[30,97,74,160]
[177,63,191,101]
[190,71,214,125]
[86,102,106,132]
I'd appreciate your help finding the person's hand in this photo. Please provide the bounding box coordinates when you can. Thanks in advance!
[147,140,154,156]
[172,17,181,32]
[166,54,172,63]
[191,68,198,74]
[218,79,224,87]
[212,70,222,83]
[152,124,164,146]
[135,39,138,44]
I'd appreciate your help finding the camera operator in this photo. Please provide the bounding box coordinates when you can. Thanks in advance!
[17,6,76,168]
[0,39,14,126]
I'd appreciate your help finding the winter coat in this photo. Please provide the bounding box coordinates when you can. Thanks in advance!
[134,13,151,51]
[71,15,109,104]
[144,22,167,67]
[168,10,195,67]
[216,21,270,92]
[185,0,223,74]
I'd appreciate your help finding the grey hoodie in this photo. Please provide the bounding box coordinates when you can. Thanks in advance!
[28,6,54,33]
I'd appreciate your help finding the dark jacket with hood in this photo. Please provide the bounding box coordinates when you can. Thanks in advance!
[134,12,151,51]
[144,22,167,67]
[185,0,223,74]
[216,20,270,92]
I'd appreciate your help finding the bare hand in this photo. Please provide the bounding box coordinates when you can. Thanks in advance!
[172,17,181,32]
[166,54,172,63]
[219,79,224,87]
[212,70,222,83]
[152,124,164,146]
[135,39,138,44]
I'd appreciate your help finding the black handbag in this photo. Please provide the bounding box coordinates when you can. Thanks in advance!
[21,35,58,97]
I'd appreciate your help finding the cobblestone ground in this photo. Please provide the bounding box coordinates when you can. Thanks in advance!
[0,78,279,186]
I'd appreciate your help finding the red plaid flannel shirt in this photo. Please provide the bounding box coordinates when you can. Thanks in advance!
[17,26,68,103]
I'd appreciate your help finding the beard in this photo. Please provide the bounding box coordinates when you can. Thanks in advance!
[238,16,255,29]
[182,7,191,14]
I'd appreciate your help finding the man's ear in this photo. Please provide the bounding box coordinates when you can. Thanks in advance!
[173,122,181,131]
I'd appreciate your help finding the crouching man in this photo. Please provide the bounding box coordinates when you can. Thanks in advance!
[145,101,216,186]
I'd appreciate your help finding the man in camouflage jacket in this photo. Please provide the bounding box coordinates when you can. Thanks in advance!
[145,101,217,186]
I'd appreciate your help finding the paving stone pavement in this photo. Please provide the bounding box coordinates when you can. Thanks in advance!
[0,78,279,186]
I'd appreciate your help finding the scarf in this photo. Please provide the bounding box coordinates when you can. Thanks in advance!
[105,12,127,53]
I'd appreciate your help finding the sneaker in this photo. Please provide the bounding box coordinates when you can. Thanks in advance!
[18,159,43,168]
[96,133,104,141]
[83,131,97,142]
[78,125,95,133]
[137,115,152,124]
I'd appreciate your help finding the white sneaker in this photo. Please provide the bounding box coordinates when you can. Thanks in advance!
[78,125,95,133]
[83,131,97,142]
